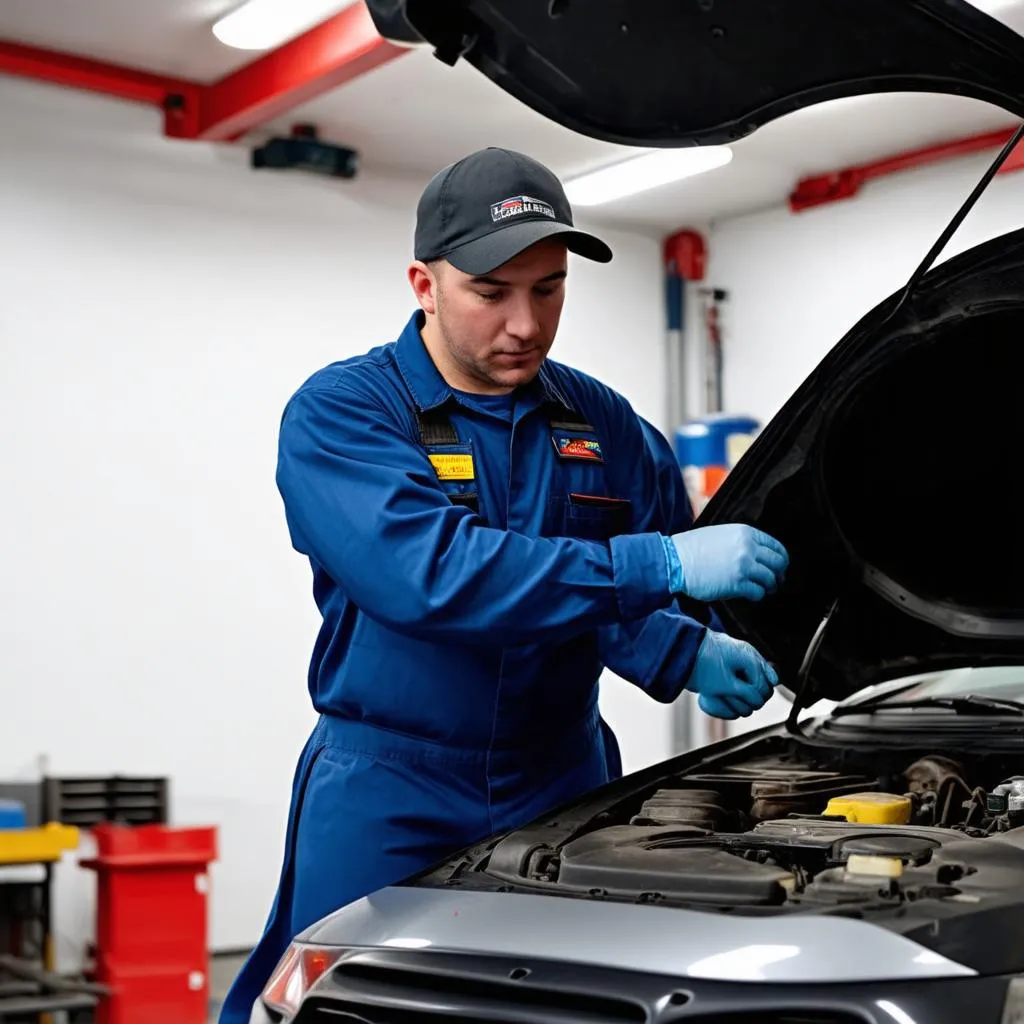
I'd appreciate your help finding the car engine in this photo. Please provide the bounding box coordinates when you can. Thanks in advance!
[470,742,1024,916]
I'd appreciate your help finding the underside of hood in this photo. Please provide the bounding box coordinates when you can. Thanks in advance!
[701,229,1024,706]
[366,0,1024,145]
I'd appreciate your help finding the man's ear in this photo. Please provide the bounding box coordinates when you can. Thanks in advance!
[408,260,439,315]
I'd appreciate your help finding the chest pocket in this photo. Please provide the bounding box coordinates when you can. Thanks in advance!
[553,492,632,541]
[545,404,633,542]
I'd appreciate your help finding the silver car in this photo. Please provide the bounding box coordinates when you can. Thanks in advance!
[252,1,1024,1020]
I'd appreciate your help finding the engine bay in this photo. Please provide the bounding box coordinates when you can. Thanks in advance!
[454,737,1024,924]
[625,748,1020,837]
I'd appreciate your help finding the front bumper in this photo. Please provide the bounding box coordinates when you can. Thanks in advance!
[284,947,1013,1023]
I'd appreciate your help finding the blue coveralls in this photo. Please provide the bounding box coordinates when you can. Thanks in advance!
[220,311,711,1023]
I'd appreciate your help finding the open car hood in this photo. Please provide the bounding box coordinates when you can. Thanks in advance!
[366,0,1024,707]
[697,232,1024,708]
[366,0,1024,145]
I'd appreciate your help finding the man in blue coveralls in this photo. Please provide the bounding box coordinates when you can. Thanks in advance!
[222,147,789,1023]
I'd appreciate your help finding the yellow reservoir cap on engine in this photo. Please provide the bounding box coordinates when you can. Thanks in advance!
[824,792,912,825]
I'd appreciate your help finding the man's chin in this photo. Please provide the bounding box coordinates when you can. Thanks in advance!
[488,355,544,386]
[491,368,541,389]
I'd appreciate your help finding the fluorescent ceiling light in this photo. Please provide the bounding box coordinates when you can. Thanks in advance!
[565,147,733,206]
[212,0,352,51]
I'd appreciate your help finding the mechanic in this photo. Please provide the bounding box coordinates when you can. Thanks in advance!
[220,147,789,1024]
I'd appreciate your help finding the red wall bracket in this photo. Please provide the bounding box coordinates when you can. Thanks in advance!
[663,229,707,281]
[790,126,1024,213]
[0,1,408,142]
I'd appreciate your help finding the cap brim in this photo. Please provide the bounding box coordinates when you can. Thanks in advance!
[445,220,613,276]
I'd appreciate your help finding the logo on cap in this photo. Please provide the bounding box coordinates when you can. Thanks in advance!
[490,195,556,223]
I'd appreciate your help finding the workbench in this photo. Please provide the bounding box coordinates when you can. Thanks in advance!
[0,823,104,1022]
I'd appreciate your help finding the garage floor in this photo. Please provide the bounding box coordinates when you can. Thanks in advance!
[208,954,247,1023]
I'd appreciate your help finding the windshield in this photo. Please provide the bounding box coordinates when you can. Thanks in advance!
[842,665,1024,707]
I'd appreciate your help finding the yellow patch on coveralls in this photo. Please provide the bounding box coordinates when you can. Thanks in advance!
[429,453,475,481]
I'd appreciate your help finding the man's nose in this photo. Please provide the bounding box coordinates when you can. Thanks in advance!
[505,293,541,340]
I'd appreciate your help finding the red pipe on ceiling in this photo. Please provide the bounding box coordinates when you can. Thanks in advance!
[0,1,408,141]
[790,125,1024,213]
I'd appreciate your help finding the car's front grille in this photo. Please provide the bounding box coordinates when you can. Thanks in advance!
[693,1016,865,1023]
[295,956,647,1023]
[291,949,879,1024]
[297,1008,862,1024]
[298,1005,624,1023]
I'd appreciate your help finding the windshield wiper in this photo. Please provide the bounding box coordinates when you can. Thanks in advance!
[830,694,1024,719]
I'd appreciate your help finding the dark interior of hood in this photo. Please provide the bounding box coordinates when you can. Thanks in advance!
[367,0,1024,146]
[824,307,1024,615]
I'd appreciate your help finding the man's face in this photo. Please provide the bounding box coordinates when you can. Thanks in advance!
[415,239,569,393]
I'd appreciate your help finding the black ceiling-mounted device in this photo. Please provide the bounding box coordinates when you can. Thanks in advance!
[252,124,358,179]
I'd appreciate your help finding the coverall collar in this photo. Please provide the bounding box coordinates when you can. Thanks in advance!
[394,310,576,416]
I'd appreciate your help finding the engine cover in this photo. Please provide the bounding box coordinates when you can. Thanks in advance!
[554,818,1024,911]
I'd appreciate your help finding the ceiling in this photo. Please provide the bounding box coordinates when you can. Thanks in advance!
[2,0,1022,231]
[0,0,252,81]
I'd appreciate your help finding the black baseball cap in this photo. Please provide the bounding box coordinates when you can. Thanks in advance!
[414,147,613,275]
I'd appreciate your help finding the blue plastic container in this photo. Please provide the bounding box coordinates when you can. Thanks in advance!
[675,413,760,517]
[0,799,27,830]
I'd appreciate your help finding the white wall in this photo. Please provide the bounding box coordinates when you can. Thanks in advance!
[0,76,668,957]
[710,151,1024,428]
[705,143,1024,737]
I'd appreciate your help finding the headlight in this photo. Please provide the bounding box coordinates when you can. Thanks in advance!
[1003,976,1024,1024]
[260,942,348,1020]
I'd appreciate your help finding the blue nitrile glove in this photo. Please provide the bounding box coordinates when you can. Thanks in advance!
[666,524,789,602]
[687,630,778,719]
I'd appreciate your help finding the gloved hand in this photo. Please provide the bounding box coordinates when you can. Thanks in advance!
[687,629,778,719]
[670,524,788,602]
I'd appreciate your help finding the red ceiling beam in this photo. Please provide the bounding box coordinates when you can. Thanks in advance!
[192,2,407,141]
[0,2,408,142]
[790,126,1024,213]
[0,39,202,136]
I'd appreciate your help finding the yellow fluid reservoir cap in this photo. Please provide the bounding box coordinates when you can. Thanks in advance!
[824,792,912,825]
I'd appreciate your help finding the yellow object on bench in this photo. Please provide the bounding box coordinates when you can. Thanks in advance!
[0,823,80,864]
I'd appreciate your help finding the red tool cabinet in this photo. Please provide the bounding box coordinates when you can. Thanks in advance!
[81,823,218,1024]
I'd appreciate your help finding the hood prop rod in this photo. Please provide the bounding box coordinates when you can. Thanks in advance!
[785,598,840,738]
[885,120,1024,325]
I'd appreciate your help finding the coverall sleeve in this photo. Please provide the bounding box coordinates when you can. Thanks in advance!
[595,417,719,703]
[275,382,673,646]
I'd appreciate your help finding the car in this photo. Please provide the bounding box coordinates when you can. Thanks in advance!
[250,2,1024,1021]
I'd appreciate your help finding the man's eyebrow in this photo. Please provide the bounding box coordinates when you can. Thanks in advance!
[469,270,567,287]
